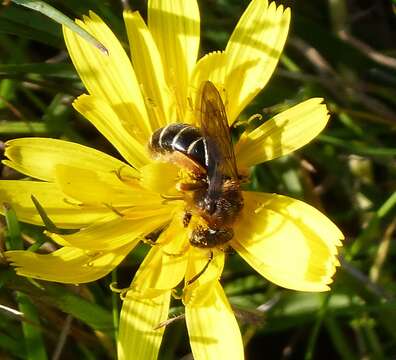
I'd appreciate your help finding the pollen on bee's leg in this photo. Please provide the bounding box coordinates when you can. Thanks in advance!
[183,212,192,227]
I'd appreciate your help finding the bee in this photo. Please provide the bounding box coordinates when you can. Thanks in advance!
[149,81,243,248]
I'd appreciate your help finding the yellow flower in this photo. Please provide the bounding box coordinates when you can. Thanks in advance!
[2,1,343,359]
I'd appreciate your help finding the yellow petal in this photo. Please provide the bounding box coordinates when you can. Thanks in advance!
[53,163,159,207]
[224,1,290,123]
[63,12,151,142]
[232,192,343,291]
[3,137,137,182]
[139,162,179,194]
[6,243,134,283]
[132,214,189,297]
[185,282,244,360]
[0,180,113,228]
[183,247,225,307]
[235,98,330,168]
[73,95,150,169]
[148,0,200,118]
[191,52,227,92]
[47,206,173,251]
[123,11,175,128]
[189,51,228,124]
[118,290,171,360]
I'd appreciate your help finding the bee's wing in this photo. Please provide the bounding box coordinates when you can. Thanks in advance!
[199,81,239,187]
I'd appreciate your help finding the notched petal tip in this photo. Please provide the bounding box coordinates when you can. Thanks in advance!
[233,192,343,292]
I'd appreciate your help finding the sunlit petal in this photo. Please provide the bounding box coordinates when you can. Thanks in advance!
[0,180,113,228]
[186,282,244,360]
[118,290,171,360]
[191,52,227,92]
[73,95,150,169]
[139,162,180,194]
[190,51,228,123]
[224,1,290,123]
[6,243,134,283]
[183,247,225,307]
[148,0,200,118]
[132,214,189,297]
[3,137,137,182]
[235,98,330,168]
[47,206,174,251]
[232,192,343,291]
[123,11,175,129]
[53,163,160,208]
[63,12,151,142]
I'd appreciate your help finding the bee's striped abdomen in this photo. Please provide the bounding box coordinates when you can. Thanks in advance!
[149,123,208,169]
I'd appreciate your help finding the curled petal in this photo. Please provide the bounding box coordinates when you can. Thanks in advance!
[232,192,343,291]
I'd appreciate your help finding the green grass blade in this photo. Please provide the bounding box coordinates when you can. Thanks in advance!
[0,332,26,359]
[0,63,76,79]
[325,317,356,360]
[304,294,330,360]
[16,292,48,360]
[3,205,48,359]
[35,284,114,333]
[0,121,47,135]
[30,195,60,234]
[3,203,23,250]
[10,0,108,54]
[0,17,59,46]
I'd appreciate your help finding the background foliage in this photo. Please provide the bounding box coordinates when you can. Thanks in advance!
[1,0,396,359]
